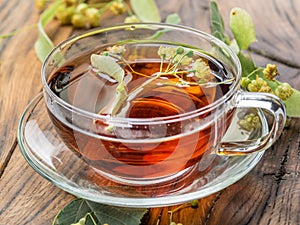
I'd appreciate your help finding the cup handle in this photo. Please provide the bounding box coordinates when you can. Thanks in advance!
[217,90,286,155]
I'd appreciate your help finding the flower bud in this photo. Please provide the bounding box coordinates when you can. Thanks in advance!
[110,1,126,15]
[241,77,251,89]
[275,82,294,100]
[71,13,87,28]
[76,3,89,14]
[124,15,140,23]
[56,5,75,25]
[263,64,279,81]
[85,7,100,27]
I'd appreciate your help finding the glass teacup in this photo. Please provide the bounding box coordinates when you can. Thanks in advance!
[42,23,286,185]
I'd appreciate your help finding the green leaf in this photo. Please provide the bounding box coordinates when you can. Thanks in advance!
[283,89,300,117]
[53,198,148,225]
[210,0,228,44]
[130,0,161,22]
[101,81,128,116]
[91,54,124,82]
[146,14,181,40]
[237,51,256,77]
[34,1,62,62]
[165,13,181,24]
[230,7,256,50]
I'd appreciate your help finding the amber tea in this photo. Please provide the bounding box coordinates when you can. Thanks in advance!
[47,42,235,183]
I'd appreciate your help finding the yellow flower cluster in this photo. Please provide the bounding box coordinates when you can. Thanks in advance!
[55,2,101,28]
[109,1,126,15]
[247,75,272,93]
[238,112,260,132]
[241,64,294,101]
[263,64,279,81]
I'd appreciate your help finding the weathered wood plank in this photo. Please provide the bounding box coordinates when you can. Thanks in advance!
[0,0,40,174]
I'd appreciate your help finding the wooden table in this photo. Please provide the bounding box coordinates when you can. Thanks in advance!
[1,0,300,224]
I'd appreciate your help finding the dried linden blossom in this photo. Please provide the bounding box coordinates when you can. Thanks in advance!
[107,45,126,55]
[158,46,177,60]
[158,46,193,66]
[193,58,212,83]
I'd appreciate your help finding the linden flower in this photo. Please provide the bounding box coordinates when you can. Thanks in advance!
[85,7,100,27]
[124,15,140,23]
[275,82,294,100]
[238,112,260,132]
[76,3,88,14]
[193,58,212,83]
[173,54,193,66]
[263,64,279,81]
[34,0,46,9]
[107,45,126,55]
[158,46,177,60]
[241,77,251,89]
[110,1,127,15]
[247,75,272,93]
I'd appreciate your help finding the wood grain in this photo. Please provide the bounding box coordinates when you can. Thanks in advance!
[0,0,300,224]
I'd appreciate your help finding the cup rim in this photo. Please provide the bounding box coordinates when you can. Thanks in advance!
[42,22,241,124]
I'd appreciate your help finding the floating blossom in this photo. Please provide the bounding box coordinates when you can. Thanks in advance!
[172,47,193,66]
[107,45,126,55]
[193,58,212,83]
[158,46,177,60]
[263,64,279,81]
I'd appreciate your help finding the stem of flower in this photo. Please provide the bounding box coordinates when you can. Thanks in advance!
[246,67,264,78]
[86,213,97,225]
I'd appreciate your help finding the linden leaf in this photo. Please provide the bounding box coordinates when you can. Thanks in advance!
[147,14,181,40]
[91,54,124,82]
[35,1,62,62]
[165,13,181,24]
[130,0,161,22]
[53,198,148,225]
[237,51,256,77]
[210,0,229,44]
[100,81,128,116]
[283,89,300,117]
[230,7,256,50]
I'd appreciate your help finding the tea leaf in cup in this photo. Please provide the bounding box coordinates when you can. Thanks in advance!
[91,54,124,82]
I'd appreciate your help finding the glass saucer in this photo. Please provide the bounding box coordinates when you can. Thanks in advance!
[18,93,266,208]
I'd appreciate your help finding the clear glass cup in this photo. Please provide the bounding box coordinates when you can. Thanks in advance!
[42,23,286,185]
